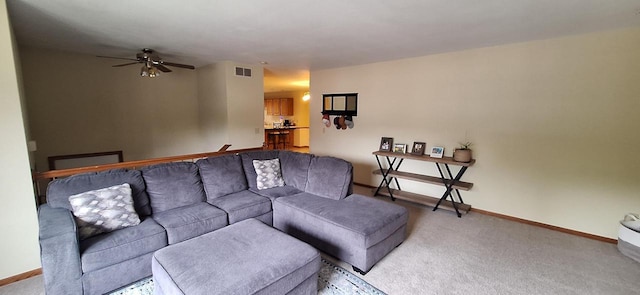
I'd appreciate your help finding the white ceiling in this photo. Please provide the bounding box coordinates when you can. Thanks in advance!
[7,0,640,92]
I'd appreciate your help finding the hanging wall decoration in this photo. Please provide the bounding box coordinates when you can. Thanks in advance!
[321,93,358,131]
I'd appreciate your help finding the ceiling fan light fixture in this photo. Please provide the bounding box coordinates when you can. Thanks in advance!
[148,67,159,78]
[99,49,195,77]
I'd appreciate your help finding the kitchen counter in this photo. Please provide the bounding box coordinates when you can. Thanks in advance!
[264,126,309,148]
[264,126,309,131]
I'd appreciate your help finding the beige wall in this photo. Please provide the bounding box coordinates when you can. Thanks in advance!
[310,28,640,239]
[0,0,41,279]
[22,50,267,169]
[197,61,265,150]
[21,48,205,170]
[225,61,265,149]
[197,63,229,149]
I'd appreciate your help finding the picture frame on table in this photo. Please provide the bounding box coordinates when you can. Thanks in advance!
[411,142,426,155]
[393,143,407,153]
[430,146,444,158]
[379,137,393,152]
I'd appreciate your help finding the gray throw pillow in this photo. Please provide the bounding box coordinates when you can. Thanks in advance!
[252,159,285,190]
[68,183,141,240]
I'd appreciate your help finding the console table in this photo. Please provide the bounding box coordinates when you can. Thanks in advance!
[372,151,475,217]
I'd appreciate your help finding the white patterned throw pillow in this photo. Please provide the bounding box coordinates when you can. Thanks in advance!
[253,158,285,190]
[68,183,141,240]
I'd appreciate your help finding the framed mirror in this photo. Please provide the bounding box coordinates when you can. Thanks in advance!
[322,93,358,116]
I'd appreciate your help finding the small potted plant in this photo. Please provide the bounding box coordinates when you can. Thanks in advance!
[453,142,473,163]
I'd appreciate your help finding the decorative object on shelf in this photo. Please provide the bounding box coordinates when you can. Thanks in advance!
[322,93,358,116]
[430,146,444,158]
[379,137,393,152]
[338,116,347,129]
[453,142,473,163]
[393,143,407,153]
[322,114,331,127]
[411,142,426,156]
[345,116,354,129]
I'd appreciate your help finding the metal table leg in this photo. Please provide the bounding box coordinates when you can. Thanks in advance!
[373,155,403,201]
[433,163,468,218]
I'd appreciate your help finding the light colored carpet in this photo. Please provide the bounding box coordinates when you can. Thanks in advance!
[2,185,639,295]
[330,186,640,295]
[105,258,385,295]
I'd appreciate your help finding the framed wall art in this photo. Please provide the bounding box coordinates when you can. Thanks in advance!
[393,143,407,153]
[430,146,444,158]
[379,137,393,152]
[411,142,426,155]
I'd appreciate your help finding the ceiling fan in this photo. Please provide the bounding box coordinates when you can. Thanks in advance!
[97,48,195,78]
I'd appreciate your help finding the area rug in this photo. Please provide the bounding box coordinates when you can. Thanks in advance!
[108,258,385,295]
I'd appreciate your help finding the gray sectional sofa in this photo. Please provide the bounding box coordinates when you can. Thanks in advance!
[38,150,408,295]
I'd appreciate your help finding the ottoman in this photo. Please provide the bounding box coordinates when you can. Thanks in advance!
[152,218,321,295]
[273,193,408,274]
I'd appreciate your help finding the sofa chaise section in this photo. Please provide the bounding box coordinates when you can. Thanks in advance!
[273,193,408,274]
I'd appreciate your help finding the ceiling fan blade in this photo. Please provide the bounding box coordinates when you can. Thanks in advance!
[112,62,140,67]
[161,61,195,70]
[155,64,172,72]
[97,55,138,61]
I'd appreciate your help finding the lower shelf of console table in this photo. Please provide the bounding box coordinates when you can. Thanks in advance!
[373,188,472,215]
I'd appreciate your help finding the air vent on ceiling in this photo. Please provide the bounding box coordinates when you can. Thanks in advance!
[235,67,252,77]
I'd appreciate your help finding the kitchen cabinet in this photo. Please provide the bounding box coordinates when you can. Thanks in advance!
[265,98,293,116]
[279,97,293,116]
[265,98,278,115]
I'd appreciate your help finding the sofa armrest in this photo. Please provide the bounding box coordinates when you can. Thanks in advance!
[38,204,83,294]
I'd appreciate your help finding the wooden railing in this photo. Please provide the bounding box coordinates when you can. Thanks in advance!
[32,145,262,180]
[31,145,264,205]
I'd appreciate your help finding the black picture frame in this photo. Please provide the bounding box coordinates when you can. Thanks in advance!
[379,137,393,152]
[411,142,426,155]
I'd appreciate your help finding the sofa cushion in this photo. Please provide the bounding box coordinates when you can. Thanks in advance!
[141,162,206,213]
[279,151,312,191]
[68,183,141,240]
[152,202,228,244]
[250,185,303,202]
[305,156,353,200]
[80,217,166,273]
[196,155,247,201]
[47,169,151,216]
[252,158,285,190]
[207,190,272,224]
[240,150,280,190]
